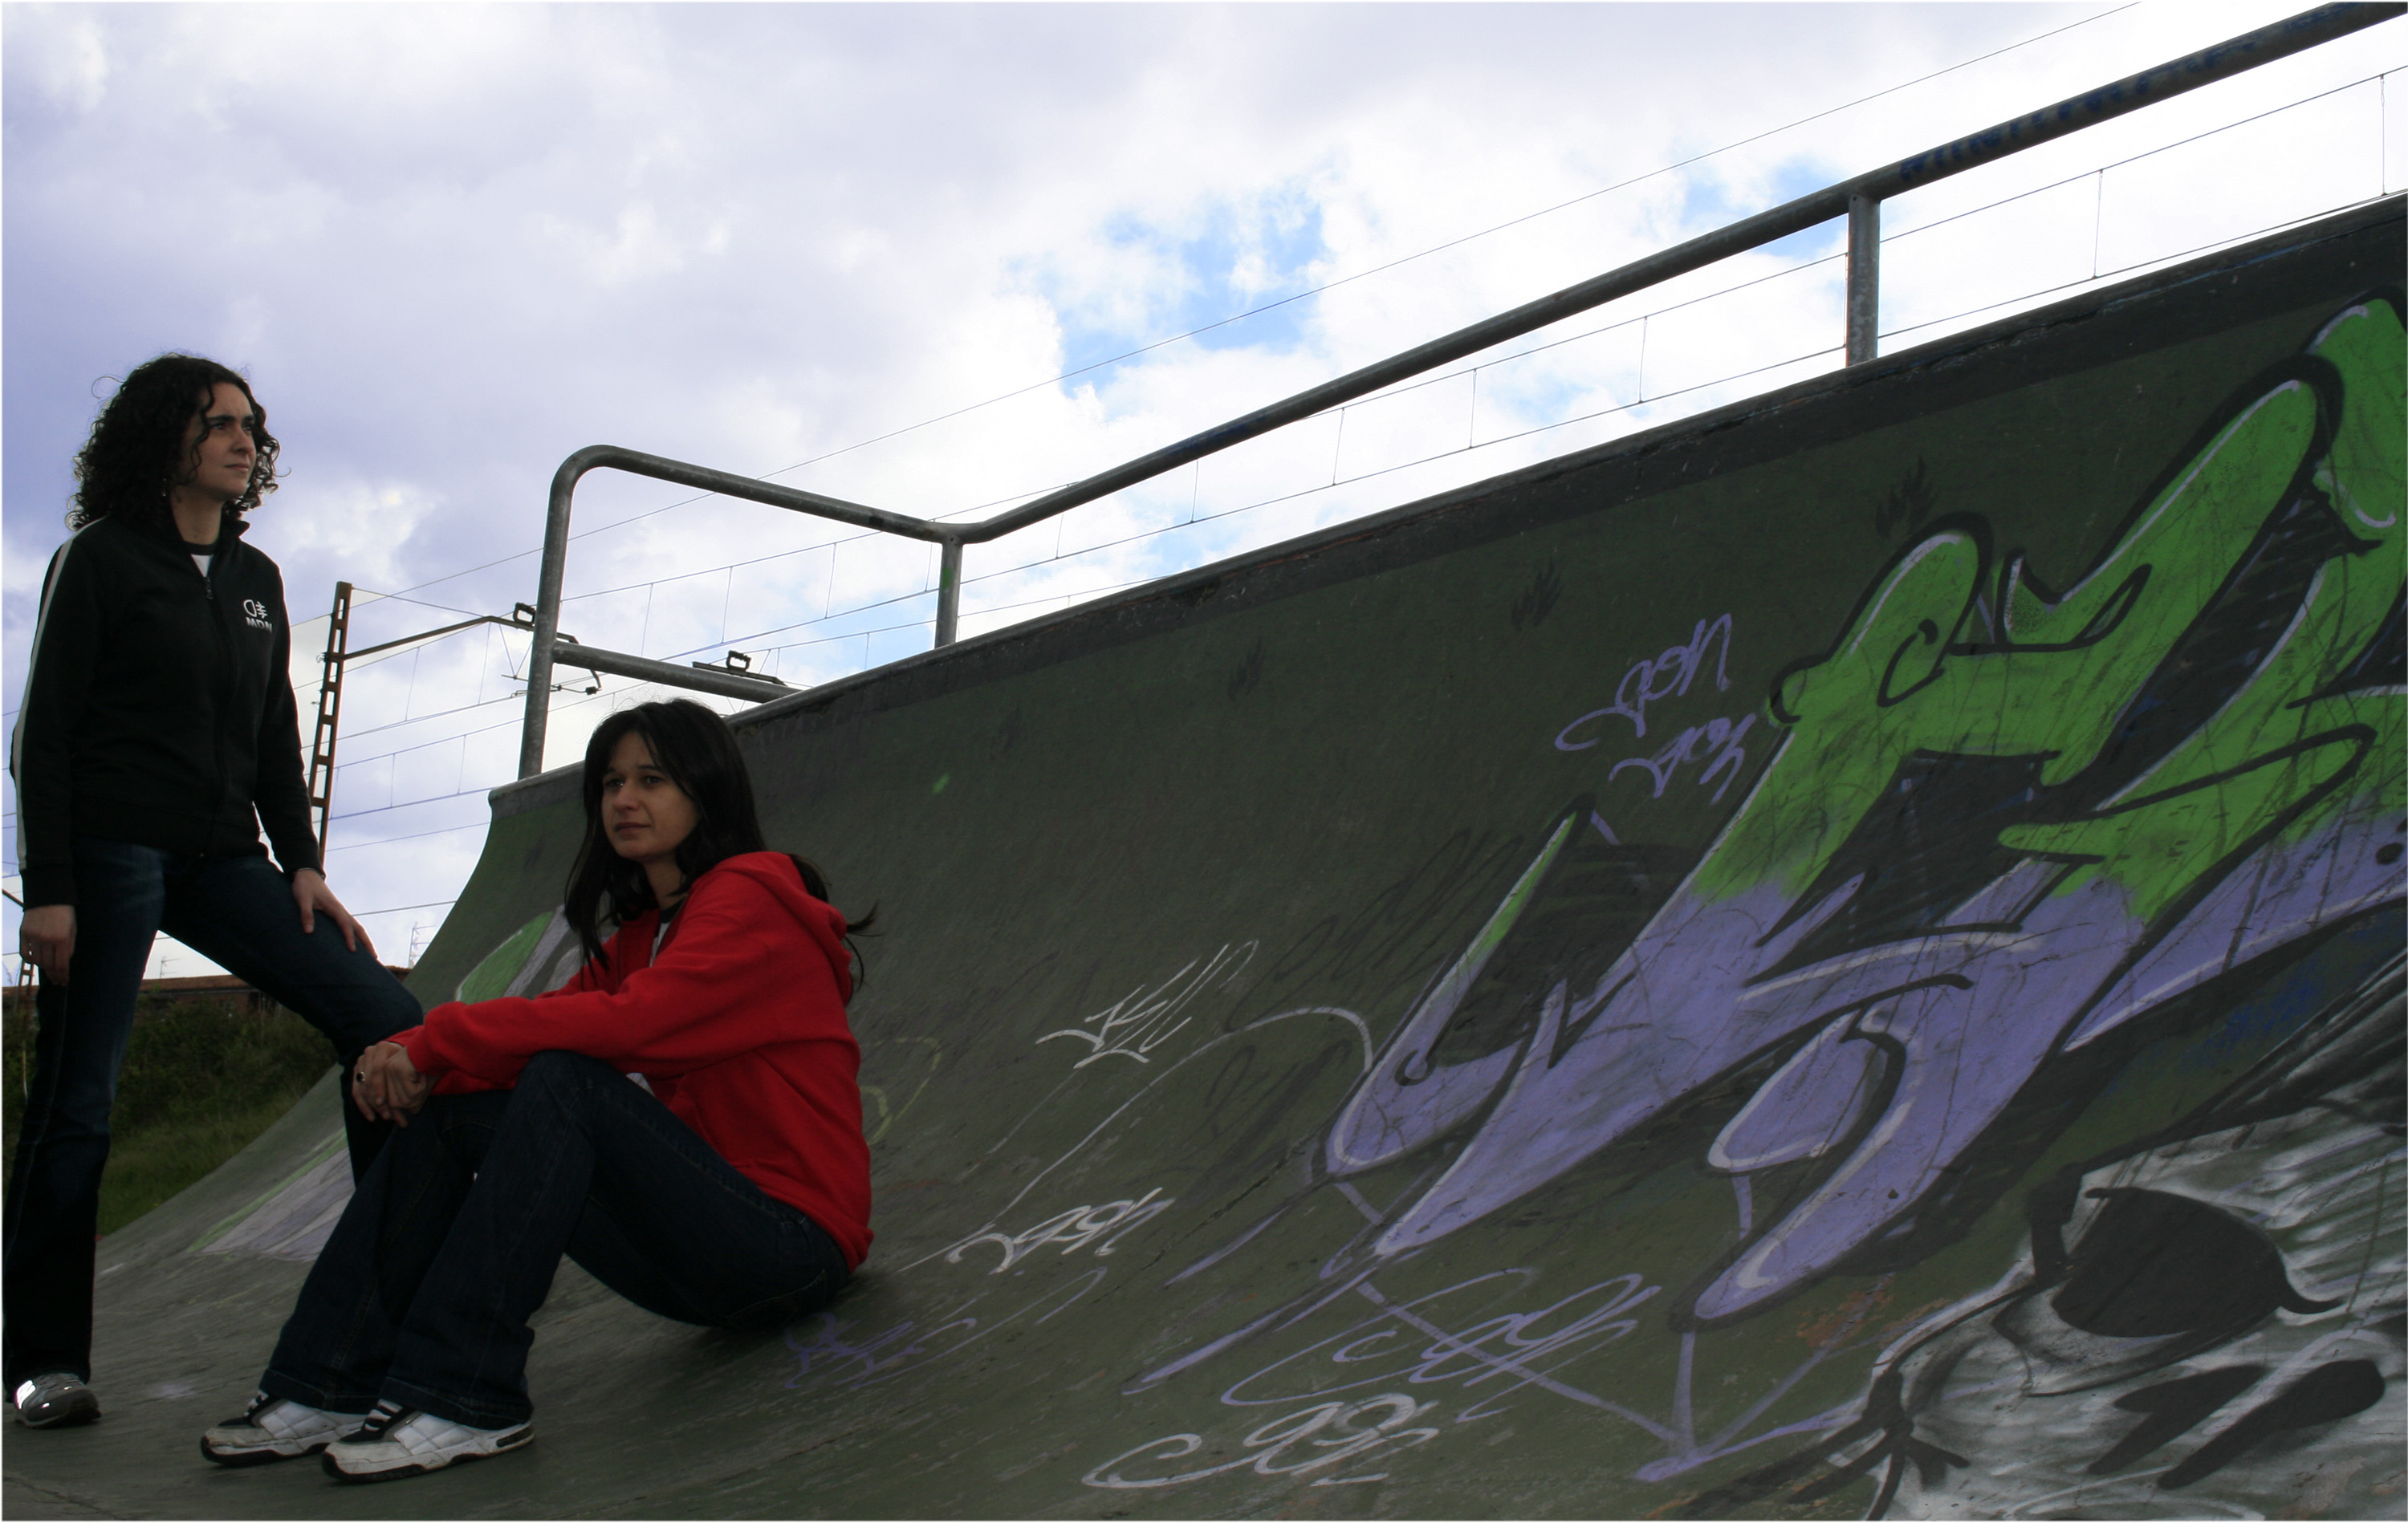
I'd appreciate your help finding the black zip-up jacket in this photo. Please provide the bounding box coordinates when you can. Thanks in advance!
[10,511,319,908]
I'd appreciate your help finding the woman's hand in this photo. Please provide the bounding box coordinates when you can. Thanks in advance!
[20,904,76,983]
[292,869,374,956]
[352,1041,432,1125]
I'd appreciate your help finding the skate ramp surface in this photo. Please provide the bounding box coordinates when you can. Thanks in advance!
[7,200,2404,1521]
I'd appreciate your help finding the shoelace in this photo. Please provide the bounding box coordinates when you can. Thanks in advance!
[358,1399,407,1438]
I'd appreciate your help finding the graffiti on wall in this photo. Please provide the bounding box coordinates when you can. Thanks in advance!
[969,292,2402,1512]
[424,294,2404,1516]
[1324,291,2404,1327]
[1672,944,2402,1516]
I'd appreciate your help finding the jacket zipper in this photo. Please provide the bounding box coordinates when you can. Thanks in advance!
[201,547,234,852]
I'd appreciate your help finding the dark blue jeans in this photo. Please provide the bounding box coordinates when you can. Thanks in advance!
[259,1051,849,1428]
[3,839,422,1391]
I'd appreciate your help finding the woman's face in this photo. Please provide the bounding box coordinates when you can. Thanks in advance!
[177,382,259,508]
[600,731,698,869]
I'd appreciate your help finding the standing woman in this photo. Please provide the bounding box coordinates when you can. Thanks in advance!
[6,355,422,1428]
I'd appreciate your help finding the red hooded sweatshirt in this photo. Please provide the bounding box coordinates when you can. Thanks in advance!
[391,851,872,1269]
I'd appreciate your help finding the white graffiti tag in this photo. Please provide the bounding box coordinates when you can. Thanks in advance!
[1219,1270,1660,1423]
[1038,943,1258,1066]
[783,1269,1105,1391]
[1084,1394,1440,1490]
[942,1189,1175,1273]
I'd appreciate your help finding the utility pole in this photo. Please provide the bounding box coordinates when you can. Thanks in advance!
[304,585,529,859]
[306,577,791,817]
[305,582,354,859]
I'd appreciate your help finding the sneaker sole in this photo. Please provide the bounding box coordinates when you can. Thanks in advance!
[200,1434,336,1466]
[320,1428,531,1484]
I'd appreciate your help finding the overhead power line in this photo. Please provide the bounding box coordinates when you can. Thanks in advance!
[387,59,2402,681]
[385,2,2142,603]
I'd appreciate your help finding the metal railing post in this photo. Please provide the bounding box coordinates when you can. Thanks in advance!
[519,453,594,778]
[1846,193,1881,365]
[519,447,913,775]
[935,540,964,647]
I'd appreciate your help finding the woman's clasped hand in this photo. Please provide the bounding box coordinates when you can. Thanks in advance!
[352,1042,433,1126]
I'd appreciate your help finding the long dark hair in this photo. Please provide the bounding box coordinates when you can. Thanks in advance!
[71,355,280,532]
[562,699,872,966]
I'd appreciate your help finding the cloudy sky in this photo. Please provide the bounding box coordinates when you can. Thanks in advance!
[5,1,2401,979]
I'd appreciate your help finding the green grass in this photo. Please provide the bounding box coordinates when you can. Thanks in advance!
[2,997,339,1236]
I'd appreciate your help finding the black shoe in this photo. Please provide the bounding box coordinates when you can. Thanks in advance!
[13,1373,100,1428]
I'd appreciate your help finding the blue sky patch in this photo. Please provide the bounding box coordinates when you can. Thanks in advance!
[1676,156,1851,265]
[1027,186,1330,400]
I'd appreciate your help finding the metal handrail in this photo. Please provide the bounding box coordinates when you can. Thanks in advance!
[517,1,2399,777]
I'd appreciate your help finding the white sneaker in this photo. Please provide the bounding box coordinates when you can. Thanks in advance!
[200,1390,365,1464]
[320,1399,532,1482]
[12,1372,100,1428]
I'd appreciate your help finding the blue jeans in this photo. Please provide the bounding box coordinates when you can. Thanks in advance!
[3,839,422,1390]
[259,1051,849,1428]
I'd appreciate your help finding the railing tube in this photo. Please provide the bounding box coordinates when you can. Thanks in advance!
[935,539,965,647]
[1846,193,1881,366]
[519,446,917,775]
[519,452,588,777]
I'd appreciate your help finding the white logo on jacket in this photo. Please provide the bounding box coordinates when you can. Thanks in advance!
[242,598,273,632]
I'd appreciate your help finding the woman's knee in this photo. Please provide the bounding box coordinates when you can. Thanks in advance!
[516,1049,617,1095]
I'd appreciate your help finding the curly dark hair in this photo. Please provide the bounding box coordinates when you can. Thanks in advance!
[69,355,279,531]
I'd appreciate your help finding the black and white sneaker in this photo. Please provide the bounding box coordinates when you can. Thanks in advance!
[320,1399,531,1483]
[13,1372,100,1428]
[200,1390,366,1464]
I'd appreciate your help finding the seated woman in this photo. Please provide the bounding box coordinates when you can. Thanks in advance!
[200,699,874,1482]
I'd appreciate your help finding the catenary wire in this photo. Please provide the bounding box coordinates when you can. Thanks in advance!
[378,3,2142,603]
[423,59,2402,656]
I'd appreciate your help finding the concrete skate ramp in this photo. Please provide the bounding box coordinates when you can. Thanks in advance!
[10,199,2403,1521]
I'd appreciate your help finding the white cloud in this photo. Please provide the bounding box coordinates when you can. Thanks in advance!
[5,1,2399,975]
